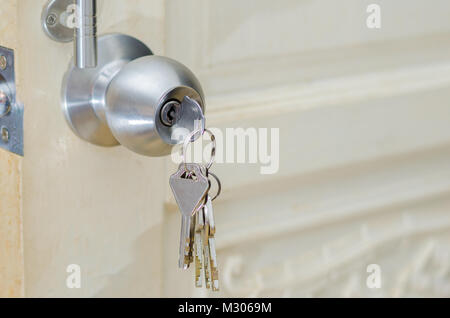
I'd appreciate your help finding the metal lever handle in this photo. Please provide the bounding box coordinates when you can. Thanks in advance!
[75,0,97,68]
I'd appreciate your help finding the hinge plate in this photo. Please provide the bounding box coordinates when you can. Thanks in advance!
[0,46,24,156]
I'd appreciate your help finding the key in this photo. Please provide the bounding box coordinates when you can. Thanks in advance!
[208,237,219,291]
[186,214,195,266]
[170,163,210,269]
[204,195,215,235]
[203,226,212,289]
[175,96,206,142]
[203,190,219,291]
[194,232,203,287]
[169,125,222,291]
[194,209,204,287]
[203,194,219,291]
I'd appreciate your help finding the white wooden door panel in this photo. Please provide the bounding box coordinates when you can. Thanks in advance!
[17,0,167,297]
[167,0,450,96]
[163,0,450,297]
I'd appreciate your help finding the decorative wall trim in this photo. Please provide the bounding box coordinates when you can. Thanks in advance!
[215,144,450,249]
[207,61,450,125]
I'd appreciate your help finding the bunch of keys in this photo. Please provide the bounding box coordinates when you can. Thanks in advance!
[170,126,222,291]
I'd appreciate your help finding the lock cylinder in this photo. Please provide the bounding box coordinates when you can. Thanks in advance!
[160,100,182,127]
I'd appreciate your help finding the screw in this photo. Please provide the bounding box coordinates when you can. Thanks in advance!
[46,13,58,26]
[0,55,7,70]
[1,127,9,143]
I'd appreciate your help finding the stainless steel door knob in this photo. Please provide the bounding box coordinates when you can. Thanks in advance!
[62,33,205,157]
[106,55,204,157]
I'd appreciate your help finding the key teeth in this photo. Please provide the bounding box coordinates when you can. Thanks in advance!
[194,232,203,288]
[212,280,220,292]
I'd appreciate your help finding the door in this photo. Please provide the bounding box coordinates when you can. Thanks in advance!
[1,0,450,297]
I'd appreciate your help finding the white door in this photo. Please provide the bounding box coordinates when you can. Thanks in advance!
[0,0,449,297]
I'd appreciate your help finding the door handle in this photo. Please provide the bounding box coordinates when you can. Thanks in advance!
[74,0,97,69]
[62,33,205,157]
[42,0,205,157]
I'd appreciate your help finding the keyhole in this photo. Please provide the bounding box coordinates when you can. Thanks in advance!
[168,109,176,122]
[160,100,181,127]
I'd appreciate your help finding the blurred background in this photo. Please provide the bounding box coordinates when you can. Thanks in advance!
[0,0,449,297]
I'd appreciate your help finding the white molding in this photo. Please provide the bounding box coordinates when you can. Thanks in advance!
[206,61,450,125]
[221,219,450,297]
[213,145,450,249]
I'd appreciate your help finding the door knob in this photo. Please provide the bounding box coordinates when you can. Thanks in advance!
[62,33,205,157]
[42,0,205,156]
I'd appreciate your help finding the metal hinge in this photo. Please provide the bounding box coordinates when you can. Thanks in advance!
[0,46,24,156]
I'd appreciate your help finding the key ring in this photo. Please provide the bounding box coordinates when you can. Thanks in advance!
[196,172,220,212]
[194,178,212,214]
[208,171,222,201]
[182,128,216,173]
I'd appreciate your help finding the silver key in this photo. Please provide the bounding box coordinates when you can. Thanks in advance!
[194,209,204,287]
[204,195,215,235]
[202,220,212,289]
[170,163,210,269]
[209,237,219,291]
[203,194,219,291]
[174,96,205,142]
